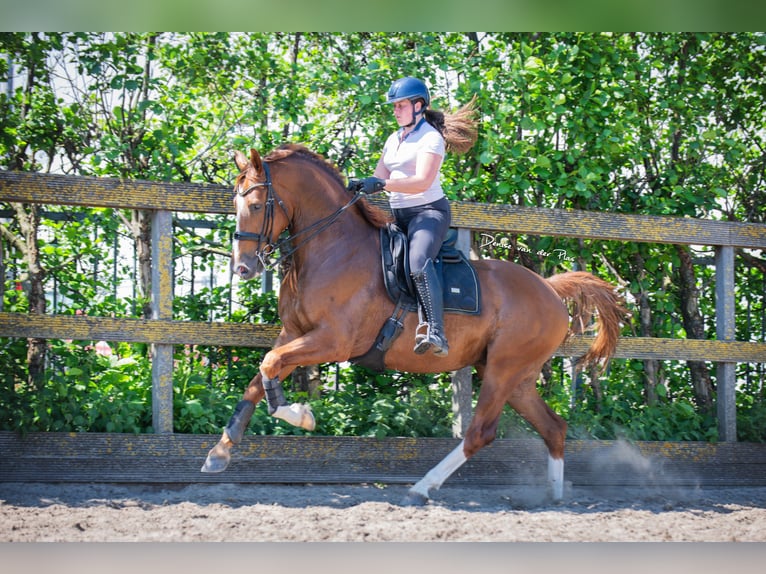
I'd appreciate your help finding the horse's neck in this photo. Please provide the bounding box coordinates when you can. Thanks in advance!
[290,207,379,277]
[283,160,380,278]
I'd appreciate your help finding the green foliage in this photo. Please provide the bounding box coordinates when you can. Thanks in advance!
[493,358,720,443]
[0,340,153,433]
[1,33,764,440]
[566,395,719,442]
[308,369,454,438]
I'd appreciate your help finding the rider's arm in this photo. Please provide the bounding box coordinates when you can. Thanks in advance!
[375,151,441,195]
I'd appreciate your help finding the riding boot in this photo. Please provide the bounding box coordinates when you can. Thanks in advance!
[411,258,449,357]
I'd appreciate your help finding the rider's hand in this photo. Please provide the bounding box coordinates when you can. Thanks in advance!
[348,177,386,194]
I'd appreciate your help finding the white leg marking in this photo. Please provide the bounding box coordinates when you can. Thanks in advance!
[272,403,316,431]
[548,455,564,501]
[409,440,468,499]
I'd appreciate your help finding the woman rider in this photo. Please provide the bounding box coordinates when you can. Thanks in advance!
[351,76,478,357]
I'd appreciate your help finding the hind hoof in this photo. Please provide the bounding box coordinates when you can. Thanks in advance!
[402,490,429,506]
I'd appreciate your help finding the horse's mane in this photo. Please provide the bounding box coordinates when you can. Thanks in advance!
[265,143,392,229]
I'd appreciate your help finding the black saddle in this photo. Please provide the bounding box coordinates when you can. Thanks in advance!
[380,223,481,315]
[349,224,481,371]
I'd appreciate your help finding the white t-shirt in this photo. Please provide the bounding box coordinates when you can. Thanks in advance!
[381,119,446,209]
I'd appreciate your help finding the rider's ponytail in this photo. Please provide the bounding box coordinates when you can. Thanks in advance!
[424,94,479,155]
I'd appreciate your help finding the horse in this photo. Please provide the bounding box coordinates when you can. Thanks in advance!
[201,143,628,504]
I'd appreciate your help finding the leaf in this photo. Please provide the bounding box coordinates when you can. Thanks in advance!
[535,155,552,170]
[478,150,494,165]
[524,56,543,70]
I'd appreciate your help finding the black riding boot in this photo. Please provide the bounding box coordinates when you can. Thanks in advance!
[411,258,449,357]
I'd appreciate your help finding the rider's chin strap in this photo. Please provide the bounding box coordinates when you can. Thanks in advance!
[402,99,425,128]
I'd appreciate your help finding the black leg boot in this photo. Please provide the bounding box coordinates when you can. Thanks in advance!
[262,376,287,415]
[224,400,255,444]
[411,258,449,357]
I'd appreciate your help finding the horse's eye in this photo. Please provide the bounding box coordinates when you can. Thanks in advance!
[250,203,263,212]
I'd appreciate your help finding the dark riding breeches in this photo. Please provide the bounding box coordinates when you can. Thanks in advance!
[391,197,451,273]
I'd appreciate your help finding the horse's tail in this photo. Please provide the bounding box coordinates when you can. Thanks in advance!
[546,271,629,370]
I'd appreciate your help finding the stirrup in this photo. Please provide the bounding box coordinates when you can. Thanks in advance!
[413,322,431,355]
[413,322,449,357]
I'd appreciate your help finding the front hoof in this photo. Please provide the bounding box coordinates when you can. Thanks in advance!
[200,443,231,473]
[402,489,429,507]
[273,403,316,431]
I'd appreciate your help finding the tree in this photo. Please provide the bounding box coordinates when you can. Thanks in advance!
[0,33,66,388]
[1,32,764,439]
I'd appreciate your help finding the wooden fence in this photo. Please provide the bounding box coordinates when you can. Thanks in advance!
[1,170,765,444]
[3,432,766,487]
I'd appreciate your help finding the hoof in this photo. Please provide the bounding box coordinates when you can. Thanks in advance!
[273,403,316,431]
[200,443,231,473]
[200,455,228,473]
[401,490,429,507]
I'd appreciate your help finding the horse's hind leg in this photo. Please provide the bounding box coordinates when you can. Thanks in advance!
[403,440,470,506]
[403,370,568,504]
[506,386,568,500]
[403,380,506,505]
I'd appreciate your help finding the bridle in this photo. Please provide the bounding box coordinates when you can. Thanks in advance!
[233,160,365,271]
[233,162,287,270]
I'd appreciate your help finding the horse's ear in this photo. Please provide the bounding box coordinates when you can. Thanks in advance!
[234,149,263,173]
[234,150,249,172]
[249,148,263,173]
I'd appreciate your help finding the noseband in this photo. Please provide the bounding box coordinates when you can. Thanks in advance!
[234,160,365,271]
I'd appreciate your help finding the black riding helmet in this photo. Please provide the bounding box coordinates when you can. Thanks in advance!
[386,77,430,127]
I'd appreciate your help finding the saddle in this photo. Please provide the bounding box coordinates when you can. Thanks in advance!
[380,223,480,315]
[350,224,481,371]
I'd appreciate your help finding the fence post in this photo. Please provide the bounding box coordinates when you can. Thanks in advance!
[715,245,737,442]
[151,210,174,434]
[0,237,4,313]
[450,228,474,438]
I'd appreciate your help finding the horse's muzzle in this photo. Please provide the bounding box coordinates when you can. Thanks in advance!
[231,252,262,280]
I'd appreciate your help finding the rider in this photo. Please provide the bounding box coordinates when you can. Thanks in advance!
[351,76,478,358]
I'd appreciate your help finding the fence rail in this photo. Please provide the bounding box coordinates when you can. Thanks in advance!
[1,170,765,440]
[0,312,763,363]
[2,170,764,246]
[3,432,766,487]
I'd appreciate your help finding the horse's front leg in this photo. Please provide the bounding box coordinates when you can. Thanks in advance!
[201,372,268,473]
[260,366,317,432]
[201,328,341,474]
[258,330,345,430]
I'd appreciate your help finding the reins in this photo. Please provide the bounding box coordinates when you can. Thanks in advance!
[234,160,366,271]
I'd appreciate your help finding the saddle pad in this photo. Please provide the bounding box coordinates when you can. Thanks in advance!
[380,225,481,315]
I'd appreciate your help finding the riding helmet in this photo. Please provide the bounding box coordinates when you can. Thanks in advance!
[386,77,430,106]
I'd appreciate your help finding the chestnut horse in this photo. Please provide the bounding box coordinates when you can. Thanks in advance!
[201,144,627,504]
